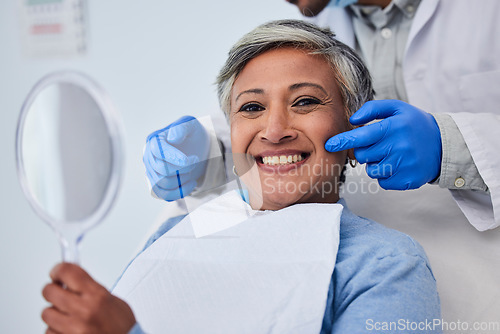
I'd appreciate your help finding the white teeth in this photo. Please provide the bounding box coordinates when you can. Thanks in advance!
[261,154,305,166]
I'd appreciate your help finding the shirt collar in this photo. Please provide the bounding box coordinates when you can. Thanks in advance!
[396,0,421,18]
[348,0,421,28]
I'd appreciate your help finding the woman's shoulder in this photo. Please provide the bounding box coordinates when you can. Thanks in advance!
[141,214,187,251]
[339,205,429,262]
[327,206,441,332]
[334,206,437,297]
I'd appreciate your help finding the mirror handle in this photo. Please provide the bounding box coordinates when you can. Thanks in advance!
[57,232,83,264]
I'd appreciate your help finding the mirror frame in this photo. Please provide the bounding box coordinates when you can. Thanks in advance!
[15,70,124,234]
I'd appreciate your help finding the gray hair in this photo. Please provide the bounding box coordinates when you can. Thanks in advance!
[216,19,374,122]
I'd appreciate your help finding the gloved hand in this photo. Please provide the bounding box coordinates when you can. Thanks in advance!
[143,116,210,201]
[325,100,442,190]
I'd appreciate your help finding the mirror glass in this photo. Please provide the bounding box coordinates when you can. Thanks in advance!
[16,71,123,263]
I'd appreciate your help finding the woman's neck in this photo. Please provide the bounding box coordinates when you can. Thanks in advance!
[250,193,341,211]
[356,0,392,9]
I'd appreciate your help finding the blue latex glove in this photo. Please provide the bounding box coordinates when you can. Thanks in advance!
[143,116,210,201]
[325,100,442,190]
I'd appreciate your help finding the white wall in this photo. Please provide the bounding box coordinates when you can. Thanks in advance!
[0,1,300,332]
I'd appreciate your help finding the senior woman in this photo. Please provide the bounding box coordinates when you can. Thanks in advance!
[41,20,441,334]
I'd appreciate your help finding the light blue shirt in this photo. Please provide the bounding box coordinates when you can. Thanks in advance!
[123,199,441,333]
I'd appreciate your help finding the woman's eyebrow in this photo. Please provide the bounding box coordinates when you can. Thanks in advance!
[235,88,264,102]
[289,82,327,95]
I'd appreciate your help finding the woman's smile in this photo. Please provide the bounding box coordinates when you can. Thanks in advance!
[254,150,310,172]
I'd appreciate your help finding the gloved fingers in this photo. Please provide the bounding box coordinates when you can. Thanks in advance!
[365,162,394,179]
[325,120,389,152]
[146,153,199,180]
[145,124,171,143]
[353,144,389,164]
[153,165,201,190]
[167,123,188,144]
[166,116,201,144]
[152,180,197,202]
[145,116,197,143]
[146,166,183,197]
[378,175,414,191]
[147,134,199,167]
[349,100,403,126]
[149,174,181,191]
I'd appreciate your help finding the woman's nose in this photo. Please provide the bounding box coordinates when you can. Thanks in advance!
[259,108,298,144]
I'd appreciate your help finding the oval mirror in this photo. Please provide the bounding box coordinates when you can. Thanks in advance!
[15,71,123,263]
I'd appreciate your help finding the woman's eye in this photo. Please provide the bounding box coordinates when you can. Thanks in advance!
[293,98,321,107]
[239,103,264,112]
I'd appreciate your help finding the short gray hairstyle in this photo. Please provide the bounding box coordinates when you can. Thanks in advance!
[216,19,374,122]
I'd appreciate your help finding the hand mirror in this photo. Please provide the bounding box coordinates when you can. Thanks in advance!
[15,71,123,263]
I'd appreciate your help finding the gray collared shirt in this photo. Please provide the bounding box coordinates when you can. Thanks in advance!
[349,0,421,101]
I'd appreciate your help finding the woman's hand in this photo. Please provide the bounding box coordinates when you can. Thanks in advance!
[41,263,136,334]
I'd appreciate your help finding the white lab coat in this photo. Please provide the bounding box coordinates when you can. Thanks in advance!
[306,0,500,326]
[309,0,500,232]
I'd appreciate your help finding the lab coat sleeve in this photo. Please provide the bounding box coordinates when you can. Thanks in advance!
[432,113,488,192]
[330,253,441,334]
[448,112,500,231]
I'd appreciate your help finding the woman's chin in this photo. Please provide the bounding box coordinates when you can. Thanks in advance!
[259,193,304,211]
[253,189,340,210]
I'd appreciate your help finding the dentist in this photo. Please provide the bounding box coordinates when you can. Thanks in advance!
[143,0,500,233]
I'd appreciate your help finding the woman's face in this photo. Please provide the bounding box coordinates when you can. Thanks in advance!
[230,48,350,211]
